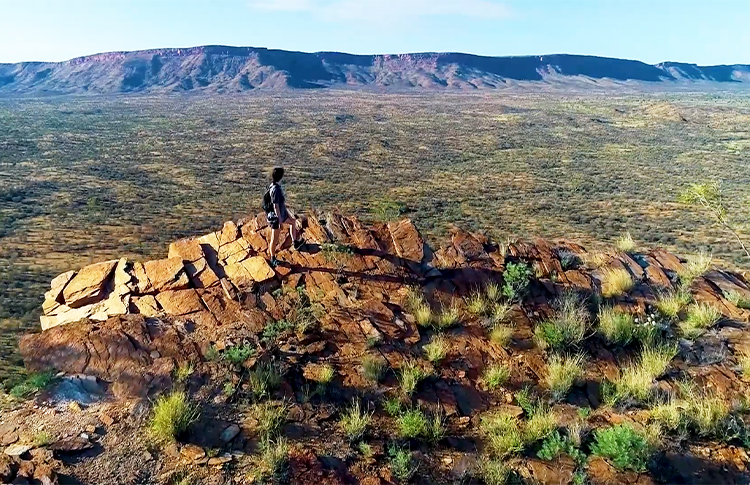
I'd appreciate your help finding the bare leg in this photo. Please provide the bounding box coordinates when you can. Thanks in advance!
[269,227,280,260]
[288,217,299,242]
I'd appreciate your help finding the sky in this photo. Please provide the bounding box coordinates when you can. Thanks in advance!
[0,0,748,65]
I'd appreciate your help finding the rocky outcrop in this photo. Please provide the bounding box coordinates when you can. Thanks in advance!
[22,210,750,399]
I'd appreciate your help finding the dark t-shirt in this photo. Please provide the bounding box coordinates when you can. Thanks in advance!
[269,183,288,222]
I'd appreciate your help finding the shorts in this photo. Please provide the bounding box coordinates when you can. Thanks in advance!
[267,212,288,230]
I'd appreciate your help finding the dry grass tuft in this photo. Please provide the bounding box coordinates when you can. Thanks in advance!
[601,267,634,298]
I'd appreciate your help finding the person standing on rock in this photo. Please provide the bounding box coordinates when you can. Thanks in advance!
[265,167,304,267]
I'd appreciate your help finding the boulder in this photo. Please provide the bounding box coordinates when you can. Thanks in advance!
[131,295,161,317]
[168,238,205,262]
[140,258,190,294]
[224,256,275,288]
[387,219,424,262]
[62,260,118,308]
[42,270,76,313]
[156,289,205,315]
[184,258,220,288]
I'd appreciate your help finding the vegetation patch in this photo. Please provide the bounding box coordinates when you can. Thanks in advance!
[149,391,200,443]
[535,291,589,351]
[339,401,372,441]
[502,262,532,302]
[598,307,636,345]
[546,354,585,402]
[600,267,634,298]
[591,424,652,472]
[680,302,721,338]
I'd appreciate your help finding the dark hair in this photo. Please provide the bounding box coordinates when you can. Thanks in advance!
[272,167,284,183]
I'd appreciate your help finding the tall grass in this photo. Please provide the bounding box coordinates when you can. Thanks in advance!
[149,391,200,442]
[535,291,589,351]
[600,267,634,298]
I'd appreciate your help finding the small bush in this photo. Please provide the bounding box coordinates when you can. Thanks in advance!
[414,303,433,327]
[479,459,511,485]
[398,408,429,439]
[427,413,445,444]
[435,304,460,330]
[383,396,404,417]
[612,344,676,403]
[388,445,417,481]
[398,362,428,396]
[535,291,589,351]
[547,354,585,402]
[615,232,636,253]
[149,391,200,442]
[33,430,55,447]
[677,251,712,287]
[311,363,335,386]
[654,290,691,320]
[558,249,581,270]
[223,344,255,365]
[362,355,386,382]
[523,407,558,444]
[262,319,295,344]
[590,424,651,472]
[467,291,489,316]
[10,370,58,399]
[600,267,634,298]
[248,362,283,400]
[174,362,195,383]
[405,286,425,311]
[737,351,750,377]
[490,325,514,346]
[339,401,372,441]
[537,430,584,463]
[502,262,532,302]
[250,402,288,440]
[684,392,730,436]
[485,282,502,303]
[598,307,636,345]
[259,438,289,478]
[650,399,683,431]
[481,413,524,458]
[491,302,511,325]
[583,251,610,268]
[484,364,511,390]
[680,303,721,338]
[724,289,750,309]
[424,335,449,363]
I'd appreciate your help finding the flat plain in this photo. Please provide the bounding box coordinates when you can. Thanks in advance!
[1,88,750,382]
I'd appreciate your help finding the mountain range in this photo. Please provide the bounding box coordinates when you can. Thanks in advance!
[1,45,749,96]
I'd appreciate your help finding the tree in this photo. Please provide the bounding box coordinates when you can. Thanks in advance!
[679,181,750,259]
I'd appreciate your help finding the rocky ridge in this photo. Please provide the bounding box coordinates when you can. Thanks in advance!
[11,210,750,484]
[1,46,750,96]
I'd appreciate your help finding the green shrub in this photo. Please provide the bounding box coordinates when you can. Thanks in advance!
[383,396,404,417]
[479,459,511,485]
[537,430,584,463]
[250,402,288,440]
[523,407,558,444]
[427,413,445,444]
[485,282,502,303]
[598,307,636,345]
[398,362,428,396]
[259,437,289,478]
[654,290,692,320]
[680,303,721,338]
[490,325,514,346]
[534,291,589,351]
[600,267,634,298]
[546,354,585,402]
[590,424,651,472]
[724,289,750,309]
[371,199,406,222]
[261,319,295,344]
[398,408,429,439]
[414,302,433,327]
[247,362,283,400]
[339,401,372,441]
[481,413,524,458]
[388,444,417,481]
[484,364,511,390]
[223,344,255,365]
[174,362,195,383]
[424,335,449,363]
[33,430,55,447]
[502,262,532,302]
[435,303,460,330]
[362,355,386,382]
[677,251,712,287]
[616,232,636,253]
[9,370,58,399]
[149,391,200,442]
[467,291,489,316]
